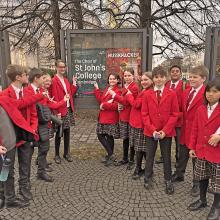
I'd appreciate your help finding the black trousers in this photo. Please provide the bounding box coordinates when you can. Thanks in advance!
[0,148,16,203]
[145,137,172,181]
[175,127,181,162]
[175,144,198,185]
[55,127,70,156]
[37,140,49,175]
[17,142,34,190]
[97,134,114,156]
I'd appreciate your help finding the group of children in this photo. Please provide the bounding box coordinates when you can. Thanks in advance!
[95,65,220,220]
[0,60,77,208]
[0,60,219,219]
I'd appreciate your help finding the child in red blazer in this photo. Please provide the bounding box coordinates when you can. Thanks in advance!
[50,60,77,164]
[172,65,209,197]
[157,65,190,165]
[94,73,121,167]
[127,72,153,179]
[141,66,179,195]
[0,95,42,209]
[109,67,139,168]
[187,78,220,220]
[0,64,42,207]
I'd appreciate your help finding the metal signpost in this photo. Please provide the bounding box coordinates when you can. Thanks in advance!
[60,28,153,109]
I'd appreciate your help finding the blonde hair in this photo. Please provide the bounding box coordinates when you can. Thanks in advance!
[190,65,209,78]
[6,64,25,82]
[142,72,153,81]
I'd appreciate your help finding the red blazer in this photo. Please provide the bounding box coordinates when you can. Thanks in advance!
[141,87,180,137]
[165,80,191,127]
[114,81,139,122]
[189,104,220,163]
[128,89,148,129]
[180,85,206,147]
[1,85,39,133]
[0,96,39,145]
[94,85,121,124]
[50,74,77,116]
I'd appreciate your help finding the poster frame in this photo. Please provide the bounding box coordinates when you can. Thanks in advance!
[61,28,152,109]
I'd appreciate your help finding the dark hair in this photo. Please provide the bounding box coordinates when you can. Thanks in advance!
[169,65,182,73]
[204,77,220,105]
[55,59,65,67]
[6,64,25,82]
[107,73,121,84]
[28,68,43,83]
[152,66,167,78]
[124,67,135,75]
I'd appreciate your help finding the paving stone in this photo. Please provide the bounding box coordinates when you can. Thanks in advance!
[0,117,213,220]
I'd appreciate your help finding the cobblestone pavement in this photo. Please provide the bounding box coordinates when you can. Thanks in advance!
[0,117,213,220]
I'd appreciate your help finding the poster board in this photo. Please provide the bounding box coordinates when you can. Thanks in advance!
[63,29,152,108]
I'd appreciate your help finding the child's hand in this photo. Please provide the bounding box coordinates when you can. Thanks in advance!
[108,90,116,96]
[72,76,77,86]
[153,131,160,139]
[107,99,113,103]
[64,94,70,102]
[208,134,220,147]
[100,103,104,110]
[0,146,7,155]
[189,150,196,158]
[94,82,99,89]
[159,130,166,139]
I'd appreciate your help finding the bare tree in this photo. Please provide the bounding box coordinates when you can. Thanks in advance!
[0,0,101,60]
[97,0,220,57]
[0,0,219,60]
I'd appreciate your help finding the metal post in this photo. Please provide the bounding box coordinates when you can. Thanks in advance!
[0,31,11,89]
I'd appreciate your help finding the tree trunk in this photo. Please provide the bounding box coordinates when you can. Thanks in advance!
[139,0,151,28]
[73,0,84,29]
[51,0,61,59]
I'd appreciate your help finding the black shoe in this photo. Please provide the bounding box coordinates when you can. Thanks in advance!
[171,173,184,182]
[19,188,33,201]
[63,154,73,162]
[47,161,52,166]
[127,161,135,170]
[54,155,61,164]
[5,198,29,208]
[101,155,109,163]
[114,159,129,166]
[207,206,220,220]
[188,199,207,211]
[0,198,4,209]
[104,155,116,167]
[45,166,53,172]
[165,180,174,195]
[191,185,200,197]
[37,173,54,182]
[144,178,152,189]
[132,169,144,180]
[155,157,164,164]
